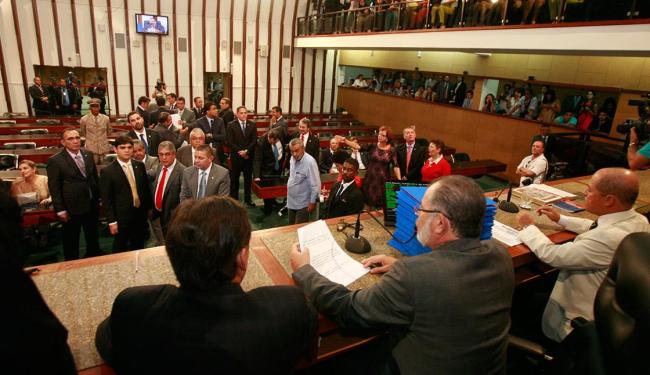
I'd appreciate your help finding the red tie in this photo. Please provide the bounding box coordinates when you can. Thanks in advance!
[155,167,168,211]
[406,145,413,173]
[301,134,305,143]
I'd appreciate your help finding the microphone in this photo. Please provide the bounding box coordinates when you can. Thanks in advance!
[345,211,371,254]
[498,184,520,213]
[492,185,509,203]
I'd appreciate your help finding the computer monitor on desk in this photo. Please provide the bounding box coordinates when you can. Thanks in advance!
[384,181,429,227]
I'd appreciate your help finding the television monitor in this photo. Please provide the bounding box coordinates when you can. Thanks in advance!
[383,181,429,226]
[135,14,169,35]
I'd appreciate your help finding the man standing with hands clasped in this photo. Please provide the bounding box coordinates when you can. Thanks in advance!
[516,167,650,343]
[286,138,321,225]
[227,106,257,207]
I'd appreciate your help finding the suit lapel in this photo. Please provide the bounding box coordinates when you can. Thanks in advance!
[206,164,218,193]
[190,167,199,197]
[163,163,180,198]
[63,150,89,179]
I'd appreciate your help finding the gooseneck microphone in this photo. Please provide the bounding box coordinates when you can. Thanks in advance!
[498,184,520,213]
[345,211,371,254]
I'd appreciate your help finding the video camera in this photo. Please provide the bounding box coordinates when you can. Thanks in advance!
[616,94,650,145]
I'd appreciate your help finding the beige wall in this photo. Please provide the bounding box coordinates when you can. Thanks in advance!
[340,50,650,92]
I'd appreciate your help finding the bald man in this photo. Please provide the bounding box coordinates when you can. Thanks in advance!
[517,167,650,343]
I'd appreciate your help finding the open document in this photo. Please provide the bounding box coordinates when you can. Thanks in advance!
[297,220,368,286]
[491,221,523,247]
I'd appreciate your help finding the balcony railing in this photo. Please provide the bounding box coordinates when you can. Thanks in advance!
[297,0,650,36]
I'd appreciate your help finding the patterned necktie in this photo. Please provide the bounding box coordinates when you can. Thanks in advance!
[123,164,141,208]
[155,167,168,211]
[272,142,280,170]
[139,133,149,154]
[197,171,207,198]
[74,154,86,177]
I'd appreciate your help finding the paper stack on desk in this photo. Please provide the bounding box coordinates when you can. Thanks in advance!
[388,187,497,256]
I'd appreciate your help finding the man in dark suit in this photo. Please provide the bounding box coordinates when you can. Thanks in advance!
[180,144,230,200]
[28,76,51,116]
[319,137,344,174]
[95,196,318,374]
[47,129,101,260]
[166,93,178,111]
[149,96,173,126]
[153,112,187,149]
[253,130,285,217]
[151,141,185,241]
[325,158,364,219]
[135,96,152,128]
[394,126,427,181]
[100,136,152,252]
[269,106,288,143]
[194,101,227,163]
[227,106,257,207]
[127,110,160,157]
[219,97,235,125]
[452,76,467,106]
[291,117,320,162]
[291,176,514,374]
[191,96,203,119]
[54,78,78,115]
[435,75,451,103]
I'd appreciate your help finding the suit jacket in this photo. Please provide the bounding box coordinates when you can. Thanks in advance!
[152,124,184,149]
[253,136,285,179]
[191,107,202,119]
[325,181,364,219]
[518,210,650,342]
[127,129,160,157]
[149,108,173,126]
[136,106,152,128]
[178,109,196,129]
[54,86,78,108]
[99,160,152,228]
[175,145,217,170]
[293,238,513,374]
[290,132,320,162]
[28,84,49,110]
[227,119,258,161]
[151,161,186,229]
[142,155,160,178]
[395,142,427,181]
[180,163,230,200]
[46,148,100,216]
[195,116,227,148]
[318,148,339,174]
[219,108,235,125]
[270,117,288,143]
[95,283,317,375]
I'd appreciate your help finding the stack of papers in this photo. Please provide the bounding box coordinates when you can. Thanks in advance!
[297,220,368,286]
[491,220,523,247]
[513,184,576,205]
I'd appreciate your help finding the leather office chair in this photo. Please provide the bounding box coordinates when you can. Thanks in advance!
[452,152,470,163]
[0,154,18,170]
[35,119,60,125]
[19,128,49,135]
[3,142,37,150]
[509,232,650,374]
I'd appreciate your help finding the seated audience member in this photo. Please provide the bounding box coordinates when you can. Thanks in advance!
[531,124,555,158]
[333,150,362,188]
[516,140,548,186]
[348,136,366,170]
[95,196,318,374]
[461,90,473,109]
[287,138,321,225]
[482,93,497,113]
[254,130,285,217]
[626,127,650,171]
[394,126,427,181]
[319,137,342,174]
[554,111,578,126]
[589,110,612,133]
[326,157,364,218]
[421,140,451,182]
[517,168,650,343]
[291,175,514,374]
[11,160,51,207]
[352,74,369,88]
[132,140,159,178]
[537,89,561,124]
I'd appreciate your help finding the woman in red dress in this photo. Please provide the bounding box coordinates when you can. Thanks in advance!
[421,139,451,182]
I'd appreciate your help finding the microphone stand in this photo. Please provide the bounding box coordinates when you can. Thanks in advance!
[498,184,519,213]
[345,211,371,254]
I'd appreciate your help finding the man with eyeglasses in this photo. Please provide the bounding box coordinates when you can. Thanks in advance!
[290,175,514,374]
[47,128,102,260]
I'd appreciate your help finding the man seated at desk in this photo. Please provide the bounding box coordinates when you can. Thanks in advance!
[291,175,514,374]
[95,196,318,374]
[325,158,364,219]
[516,140,548,186]
[517,167,650,343]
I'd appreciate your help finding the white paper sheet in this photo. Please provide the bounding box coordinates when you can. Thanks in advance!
[492,220,523,247]
[170,113,181,127]
[297,220,369,286]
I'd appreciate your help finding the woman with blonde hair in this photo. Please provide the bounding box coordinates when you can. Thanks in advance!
[11,160,51,207]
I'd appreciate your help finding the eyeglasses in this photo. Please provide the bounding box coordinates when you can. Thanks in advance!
[414,207,445,217]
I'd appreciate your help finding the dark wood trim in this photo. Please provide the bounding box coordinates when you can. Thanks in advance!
[309,49,316,114]
[330,49,338,113]
[287,0,299,114]
[71,0,80,56]
[31,0,44,65]
[51,0,63,66]
[254,0,260,111]
[140,0,149,93]
[216,0,220,73]
[0,35,13,112]
[265,0,274,111]
[106,0,119,115]
[202,0,206,83]
[157,0,163,82]
[187,0,193,101]
[124,0,134,107]
[242,0,248,106]
[10,0,32,116]
[229,0,234,83]
[277,0,286,107]
[173,0,179,95]
[89,0,99,68]
[320,50,327,115]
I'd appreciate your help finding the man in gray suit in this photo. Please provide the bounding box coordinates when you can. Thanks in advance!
[180,144,230,200]
[290,175,514,374]
[175,96,196,142]
[132,140,159,178]
[150,141,186,244]
[269,106,288,143]
[176,128,208,168]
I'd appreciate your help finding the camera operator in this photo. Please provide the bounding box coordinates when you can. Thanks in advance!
[150,79,168,100]
[627,126,650,170]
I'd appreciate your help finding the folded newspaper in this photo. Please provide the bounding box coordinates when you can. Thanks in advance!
[512,184,576,205]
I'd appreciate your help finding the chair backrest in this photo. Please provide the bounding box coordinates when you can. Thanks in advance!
[35,119,61,125]
[595,232,650,375]
[103,154,117,164]
[115,118,128,123]
[0,120,17,125]
[3,142,37,150]
[0,154,18,170]
[453,152,470,162]
[19,129,49,135]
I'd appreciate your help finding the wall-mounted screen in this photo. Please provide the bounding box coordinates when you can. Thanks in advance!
[135,14,169,35]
